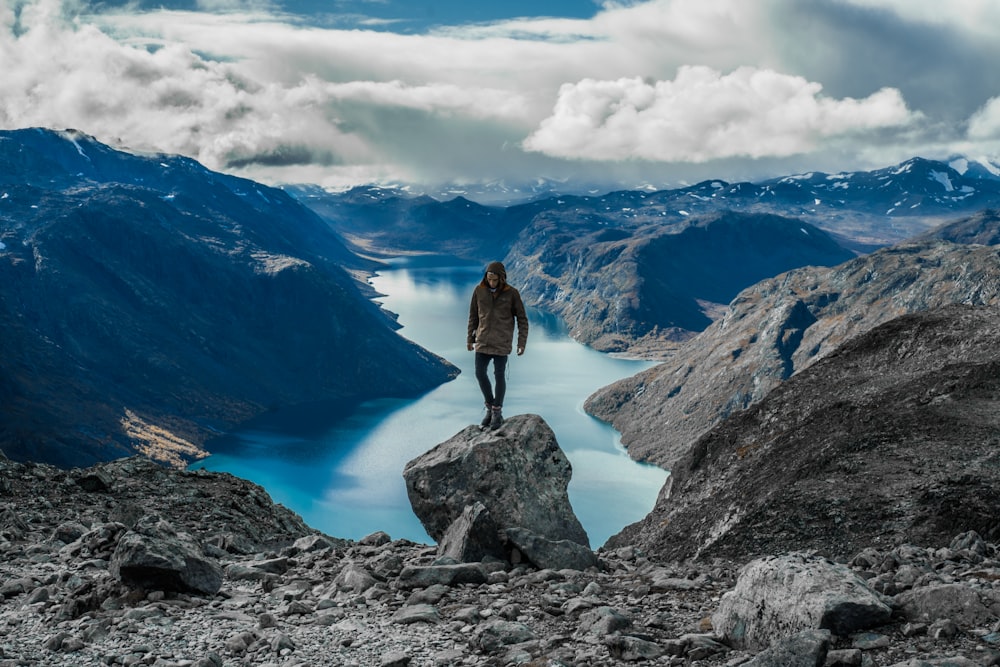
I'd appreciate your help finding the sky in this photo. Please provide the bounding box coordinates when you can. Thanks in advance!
[2,0,1000,195]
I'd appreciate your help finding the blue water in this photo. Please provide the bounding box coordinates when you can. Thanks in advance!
[192,257,668,547]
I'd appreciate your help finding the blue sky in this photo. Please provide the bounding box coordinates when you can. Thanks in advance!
[2,0,1000,194]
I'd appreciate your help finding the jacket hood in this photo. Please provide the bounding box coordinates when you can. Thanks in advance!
[482,261,507,287]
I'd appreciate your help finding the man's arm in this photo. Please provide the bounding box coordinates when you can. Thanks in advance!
[467,289,479,351]
[512,290,528,355]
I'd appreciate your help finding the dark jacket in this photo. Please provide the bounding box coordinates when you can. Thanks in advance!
[467,261,528,356]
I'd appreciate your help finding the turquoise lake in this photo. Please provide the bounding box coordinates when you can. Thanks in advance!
[191,257,668,547]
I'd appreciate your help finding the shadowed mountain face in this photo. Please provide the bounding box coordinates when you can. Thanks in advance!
[0,128,458,469]
[606,304,1000,562]
[585,213,1000,471]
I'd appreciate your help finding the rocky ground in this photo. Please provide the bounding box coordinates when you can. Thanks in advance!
[3,454,1000,666]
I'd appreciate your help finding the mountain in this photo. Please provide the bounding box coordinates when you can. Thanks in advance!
[284,184,518,262]
[505,210,856,354]
[0,128,458,469]
[585,212,1000,470]
[914,207,1000,245]
[606,303,1000,562]
[289,156,1000,355]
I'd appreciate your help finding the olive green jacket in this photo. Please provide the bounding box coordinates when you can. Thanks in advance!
[467,283,528,356]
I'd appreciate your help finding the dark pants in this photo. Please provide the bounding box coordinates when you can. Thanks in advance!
[475,352,508,407]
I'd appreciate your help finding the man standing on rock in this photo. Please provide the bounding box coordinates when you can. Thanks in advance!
[467,261,528,431]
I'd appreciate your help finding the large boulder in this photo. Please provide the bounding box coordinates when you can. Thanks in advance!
[713,553,892,651]
[403,414,590,551]
[110,516,223,595]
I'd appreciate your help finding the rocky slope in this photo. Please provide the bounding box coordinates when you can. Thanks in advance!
[586,236,1000,470]
[606,304,1000,564]
[3,433,1000,666]
[0,129,457,470]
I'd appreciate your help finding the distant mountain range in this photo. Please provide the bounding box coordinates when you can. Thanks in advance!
[0,128,457,469]
[5,126,1000,472]
[291,155,1000,356]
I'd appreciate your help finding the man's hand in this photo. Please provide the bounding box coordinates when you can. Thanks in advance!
[468,343,475,351]
[517,347,524,356]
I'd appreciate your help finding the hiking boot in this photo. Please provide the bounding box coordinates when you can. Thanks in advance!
[489,406,504,430]
[480,405,493,428]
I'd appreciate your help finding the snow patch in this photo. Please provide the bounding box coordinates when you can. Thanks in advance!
[814,199,821,206]
[949,158,969,175]
[891,162,913,175]
[929,170,954,192]
[975,157,1000,177]
[0,241,6,250]
[711,181,725,189]
[800,228,810,235]
[678,210,690,216]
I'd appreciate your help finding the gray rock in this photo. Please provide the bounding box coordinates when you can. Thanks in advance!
[713,553,891,651]
[391,604,441,625]
[503,527,598,571]
[577,606,632,636]
[333,563,379,594]
[740,628,830,667]
[606,635,665,661]
[895,583,1000,628]
[397,563,489,589]
[110,517,222,595]
[887,659,981,667]
[474,620,536,653]
[437,502,506,563]
[380,650,412,666]
[403,414,589,547]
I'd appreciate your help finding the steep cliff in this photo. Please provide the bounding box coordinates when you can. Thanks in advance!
[0,129,458,469]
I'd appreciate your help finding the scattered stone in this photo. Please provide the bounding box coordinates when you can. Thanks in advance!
[1,451,997,666]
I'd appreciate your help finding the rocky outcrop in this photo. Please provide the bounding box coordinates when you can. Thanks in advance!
[606,304,1000,563]
[713,553,892,652]
[0,128,458,470]
[403,414,592,569]
[587,240,1000,471]
[2,452,1000,665]
[505,210,855,355]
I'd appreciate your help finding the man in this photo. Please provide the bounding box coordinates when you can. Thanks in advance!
[467,261,528,430]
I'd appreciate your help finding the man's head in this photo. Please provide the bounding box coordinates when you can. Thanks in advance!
[484,261,506,288]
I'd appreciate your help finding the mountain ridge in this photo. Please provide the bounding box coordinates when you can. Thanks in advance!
[585,230,1000,471]
[0,128,458,469]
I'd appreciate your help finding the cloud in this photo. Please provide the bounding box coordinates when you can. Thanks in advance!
[968,97,1000,141]
[523,66,918,162]
[0,0,997,191]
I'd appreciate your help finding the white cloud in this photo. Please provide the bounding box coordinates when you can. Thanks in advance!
[0,0,996,190]
[968,97,1000,140]
[838,0,1000,41]
[523,66,917,162]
